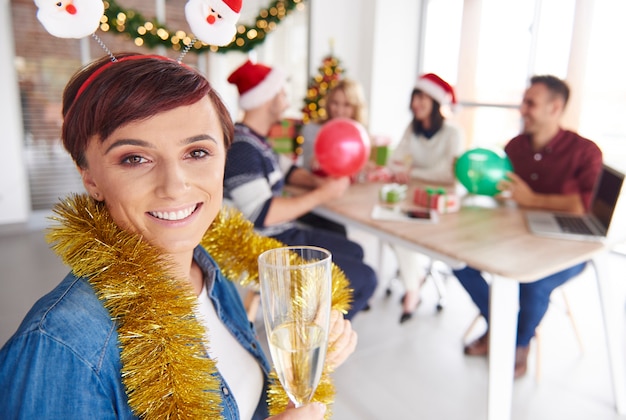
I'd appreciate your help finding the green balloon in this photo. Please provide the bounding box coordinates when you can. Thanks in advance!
[455,148,513,196]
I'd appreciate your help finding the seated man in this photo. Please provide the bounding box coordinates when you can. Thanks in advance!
[454,75,602,378]
[224,60,377,319]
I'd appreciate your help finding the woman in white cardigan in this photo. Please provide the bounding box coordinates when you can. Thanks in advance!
[388,73,465,323]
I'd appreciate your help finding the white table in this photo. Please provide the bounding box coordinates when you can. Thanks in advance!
[299,181,625,420]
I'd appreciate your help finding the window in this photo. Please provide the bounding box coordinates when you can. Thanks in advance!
[579,0,626,168]
[420,0,625,170]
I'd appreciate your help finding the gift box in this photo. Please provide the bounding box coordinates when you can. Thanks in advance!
[267,118,302,157]
[371,145,390,166]
[370,135,392,167]
[380,183,407,204]
[413,187,460,213]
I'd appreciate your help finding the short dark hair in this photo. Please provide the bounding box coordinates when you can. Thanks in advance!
[530,75,570,107]
[62,53,234,168]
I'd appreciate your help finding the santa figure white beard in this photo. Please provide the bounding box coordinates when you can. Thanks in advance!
[185,0,238,46]
[35,0,104,39]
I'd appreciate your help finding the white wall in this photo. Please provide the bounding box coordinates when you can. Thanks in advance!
[367,0,420,145]
[1,0,30,225]
[308,0,420,145]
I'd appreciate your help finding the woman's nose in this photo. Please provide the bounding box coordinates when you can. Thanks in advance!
[156,160,188,197]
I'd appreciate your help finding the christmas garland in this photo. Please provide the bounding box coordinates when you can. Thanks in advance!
[101,0,305,54]
[47,194,352,418]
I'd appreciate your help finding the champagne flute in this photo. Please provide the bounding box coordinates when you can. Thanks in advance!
[258,246,332,408]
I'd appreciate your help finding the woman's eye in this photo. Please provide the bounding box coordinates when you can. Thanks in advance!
[121,155,148,165]
[189,149,210,159]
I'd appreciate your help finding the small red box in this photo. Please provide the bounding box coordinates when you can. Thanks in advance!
[413,187,460,213]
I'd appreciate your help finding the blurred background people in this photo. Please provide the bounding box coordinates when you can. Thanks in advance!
[454,75,602,378]
[224,60,377,319]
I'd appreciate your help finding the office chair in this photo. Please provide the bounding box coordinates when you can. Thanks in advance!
[382,241,452,312]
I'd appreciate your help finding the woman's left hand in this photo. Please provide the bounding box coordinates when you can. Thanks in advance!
[325,310,357,370]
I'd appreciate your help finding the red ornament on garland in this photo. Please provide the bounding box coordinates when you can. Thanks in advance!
[314,118,371,177]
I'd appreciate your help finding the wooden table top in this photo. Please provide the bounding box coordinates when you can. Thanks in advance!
[305,182,605,282]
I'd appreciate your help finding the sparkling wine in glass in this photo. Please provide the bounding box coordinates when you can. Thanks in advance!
[258,246,332,408]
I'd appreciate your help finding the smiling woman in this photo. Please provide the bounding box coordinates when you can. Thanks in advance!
[0,53,355,420]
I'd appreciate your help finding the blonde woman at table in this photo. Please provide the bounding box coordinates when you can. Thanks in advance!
[0,53,357,419]
[299,78,369,236]
[454,75,602,378]
[388,73,465,323]
[300,78,369,174]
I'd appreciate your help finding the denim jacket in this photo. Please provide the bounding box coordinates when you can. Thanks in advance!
[0,246,271,419]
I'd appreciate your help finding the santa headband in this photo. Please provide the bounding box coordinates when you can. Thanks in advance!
[34,0,243,58]
[74,55,179,102]
[227,60,287,110]
[414,73,457,107]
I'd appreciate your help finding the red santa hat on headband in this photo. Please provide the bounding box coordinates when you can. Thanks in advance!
[185,0,242,46]
[415,73,457,107]
[228,60,287,110]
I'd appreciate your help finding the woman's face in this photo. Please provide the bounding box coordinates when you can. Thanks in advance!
[327,89,355,120]
[79,97,225,257]
[410,91,434,123]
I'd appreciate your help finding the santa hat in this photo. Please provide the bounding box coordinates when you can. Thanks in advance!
[228,60,287,110]
[414,73,457,107]
[212,0,242,24]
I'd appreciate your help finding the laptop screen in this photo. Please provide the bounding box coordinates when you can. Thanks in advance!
[591,165,624,230]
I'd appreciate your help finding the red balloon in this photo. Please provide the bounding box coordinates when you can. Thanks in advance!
[313,118,371,177]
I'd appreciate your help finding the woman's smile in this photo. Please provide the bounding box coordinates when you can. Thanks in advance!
[148,203,200,221]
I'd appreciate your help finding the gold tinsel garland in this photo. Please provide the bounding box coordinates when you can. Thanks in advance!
[46,194,352,419]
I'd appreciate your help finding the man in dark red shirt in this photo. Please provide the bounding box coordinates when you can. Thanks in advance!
[454,75,603,378]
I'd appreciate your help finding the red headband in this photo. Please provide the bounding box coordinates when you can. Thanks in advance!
[74,54,176,101]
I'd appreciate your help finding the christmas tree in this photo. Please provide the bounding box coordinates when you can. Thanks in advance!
[301,53,344,124]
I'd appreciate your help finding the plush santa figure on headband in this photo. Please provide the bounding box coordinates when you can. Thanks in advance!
[34,0,104,38]
[185,0,242,46]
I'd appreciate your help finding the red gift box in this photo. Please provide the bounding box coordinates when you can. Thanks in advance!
[413,187,460,213]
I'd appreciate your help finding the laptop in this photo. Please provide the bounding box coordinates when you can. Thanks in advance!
[525,164,626,242]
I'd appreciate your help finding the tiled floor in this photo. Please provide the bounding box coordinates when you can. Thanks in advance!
[1,215,625,420]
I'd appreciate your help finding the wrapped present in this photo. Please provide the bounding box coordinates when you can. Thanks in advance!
[380,183,407,204]
[268,118,303,157]
[370,135,392,167]
[413,187,460,213]
[371,145,390,166]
